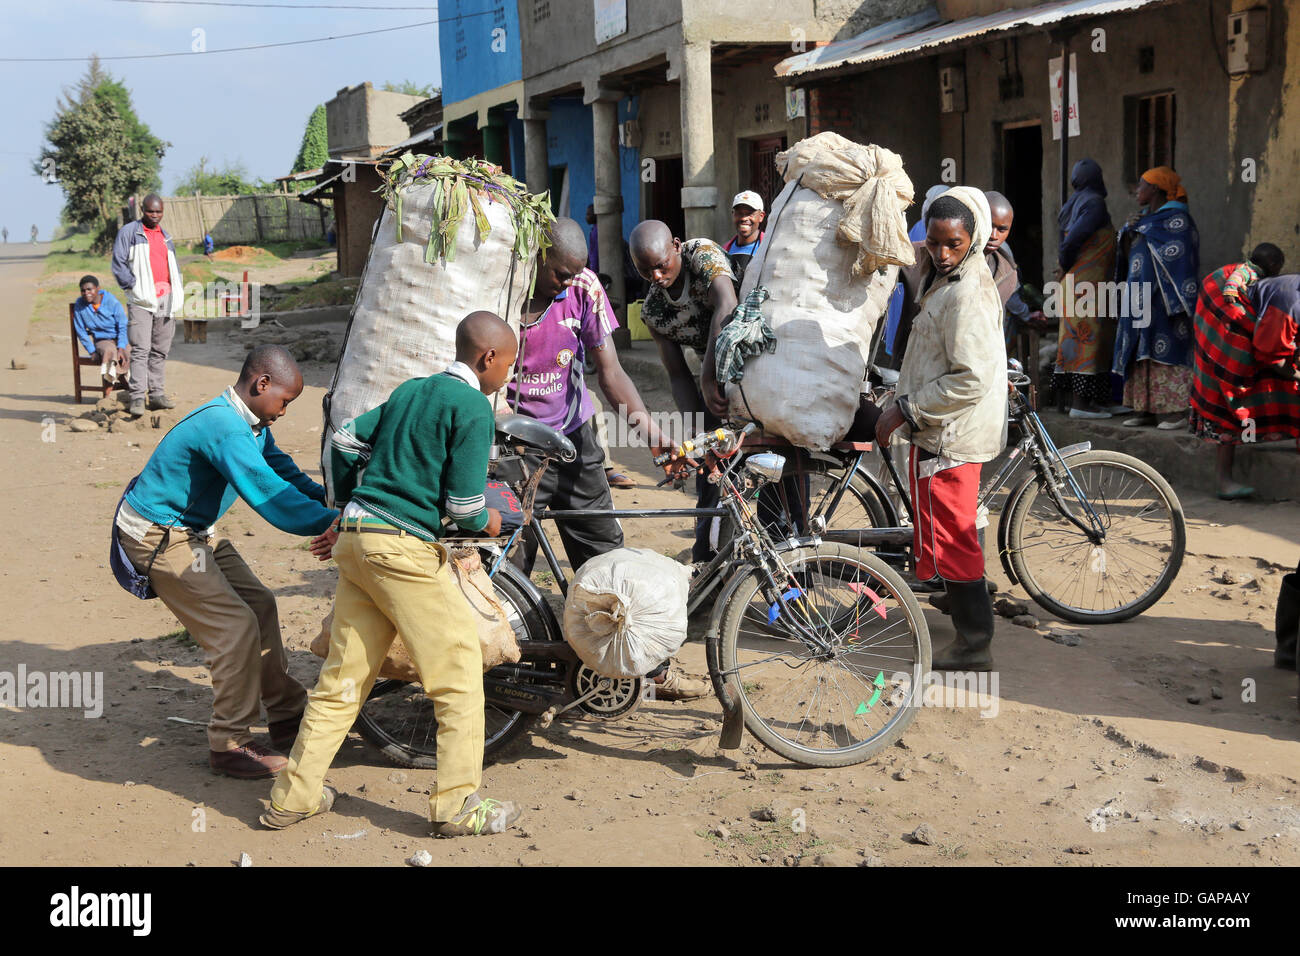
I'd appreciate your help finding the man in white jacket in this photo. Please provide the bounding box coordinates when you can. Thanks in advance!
[112,194,185,418]
[875,187,1007,671]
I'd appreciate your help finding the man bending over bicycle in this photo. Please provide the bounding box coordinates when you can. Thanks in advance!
[263,312,524,837]
[875,188,1008,672]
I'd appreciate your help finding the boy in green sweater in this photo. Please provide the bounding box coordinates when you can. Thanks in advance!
[264,312,523,837]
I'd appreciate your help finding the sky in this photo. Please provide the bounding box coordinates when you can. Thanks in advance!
[0,0,445,238]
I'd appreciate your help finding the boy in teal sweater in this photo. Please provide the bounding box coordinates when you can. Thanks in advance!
[117,344,339,778]
[265,312,524,837]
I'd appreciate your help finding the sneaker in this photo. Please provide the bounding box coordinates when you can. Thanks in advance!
[128,399,146,419]
[147,394,175,410]
[433,793,523,837]
[653,666,711,701]
[259,786,337,830]
[209,741,288,779]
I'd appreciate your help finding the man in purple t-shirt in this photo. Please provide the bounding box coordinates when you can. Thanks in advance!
[508,218,675,572]
[508,219,708,699]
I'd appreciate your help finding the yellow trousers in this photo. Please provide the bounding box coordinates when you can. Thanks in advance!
[270,525,484,822]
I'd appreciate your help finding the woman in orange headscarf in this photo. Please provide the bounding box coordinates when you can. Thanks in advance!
[1111,166,1201,428]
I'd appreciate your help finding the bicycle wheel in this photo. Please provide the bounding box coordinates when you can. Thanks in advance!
[1005,449,1186,624]
[716,543,930,767]
[355,557,557,769]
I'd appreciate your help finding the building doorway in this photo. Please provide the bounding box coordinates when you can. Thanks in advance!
[645,155,685,240]
[743,134,788,212]
[1000,120,1043,290]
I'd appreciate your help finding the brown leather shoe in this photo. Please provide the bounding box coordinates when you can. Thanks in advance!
[209,741,288,779]
[268,712,304,753]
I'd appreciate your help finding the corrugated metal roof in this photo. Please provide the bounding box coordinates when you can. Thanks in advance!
[387,123,444,155]
[777,0,1173,79]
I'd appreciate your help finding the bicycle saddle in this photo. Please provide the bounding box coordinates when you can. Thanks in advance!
[496,414,577,462]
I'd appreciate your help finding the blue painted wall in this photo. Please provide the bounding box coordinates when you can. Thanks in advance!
[618,96,641,241]
[543,95,642,242]
[507,115,526,180]
[439,0,522,105]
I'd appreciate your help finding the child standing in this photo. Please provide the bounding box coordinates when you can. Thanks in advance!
[875,187,1008,671]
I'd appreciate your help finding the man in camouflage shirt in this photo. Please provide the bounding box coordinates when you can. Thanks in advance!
[630,220,739,562]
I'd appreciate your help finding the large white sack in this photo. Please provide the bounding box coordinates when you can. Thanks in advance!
[563,548,690,679]
[726,179,899,450]
[321,168,538,499]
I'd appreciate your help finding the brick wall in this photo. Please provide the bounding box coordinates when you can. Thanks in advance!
[807,80,857,136]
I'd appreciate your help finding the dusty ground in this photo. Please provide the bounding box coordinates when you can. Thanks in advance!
[2,242,1298,867]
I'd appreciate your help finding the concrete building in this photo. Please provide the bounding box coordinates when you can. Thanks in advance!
[513,1,923,317]
[439,0,527,175]
[289,83,428,276]
[326,82,427,159]
[778,0,1299,288]
[435,1,921,317]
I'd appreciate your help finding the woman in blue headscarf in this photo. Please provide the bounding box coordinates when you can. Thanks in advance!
[1053,159,1117,418]
[1111,166,1201,428]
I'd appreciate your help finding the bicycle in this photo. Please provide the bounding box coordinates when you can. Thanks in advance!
[745,363,1186,624]
[357,416,931,770]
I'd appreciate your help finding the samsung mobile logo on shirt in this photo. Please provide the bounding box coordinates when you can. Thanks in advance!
[50,886,151,936]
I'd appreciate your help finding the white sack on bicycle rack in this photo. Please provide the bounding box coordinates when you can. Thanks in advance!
[564,548,690,679]
[321,178,534,501]
[725,134,910,451]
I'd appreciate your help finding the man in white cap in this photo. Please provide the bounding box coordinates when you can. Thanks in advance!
[722,190,766,283]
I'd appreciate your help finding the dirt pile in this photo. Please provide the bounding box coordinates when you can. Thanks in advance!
[213,245,263,263]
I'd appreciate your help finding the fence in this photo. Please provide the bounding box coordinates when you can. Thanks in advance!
[147,193,330,244]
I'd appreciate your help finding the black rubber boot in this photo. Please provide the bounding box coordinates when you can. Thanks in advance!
[1275,571,1300,671]
[932,579,995,672]
[929,580,996,615]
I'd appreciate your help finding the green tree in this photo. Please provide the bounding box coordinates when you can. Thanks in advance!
[381,80,439,98]
[173,156,272,196]
[35,57,169,251]
[92,77,167,193]
[291,104,329,178]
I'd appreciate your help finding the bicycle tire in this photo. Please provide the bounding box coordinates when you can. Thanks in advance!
[1005,449,1186,624]
[355,557,559,769]
[716,543,930,767]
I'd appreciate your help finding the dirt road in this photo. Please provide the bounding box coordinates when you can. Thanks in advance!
[2,243,1298,867]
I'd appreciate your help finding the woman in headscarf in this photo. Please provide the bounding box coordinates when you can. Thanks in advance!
[1111,166,1201,428]
[1052,159,1117,418]
[876,187,1007,673]
[1189,243,1291,499]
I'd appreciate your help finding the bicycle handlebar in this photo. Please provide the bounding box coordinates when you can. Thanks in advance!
[651,422,757,468]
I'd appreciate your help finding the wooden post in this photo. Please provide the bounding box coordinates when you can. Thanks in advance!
[251,195,265,243]
[194,190,207,244]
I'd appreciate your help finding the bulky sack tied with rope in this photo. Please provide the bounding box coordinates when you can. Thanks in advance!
[719,132,915,451]
[310,547,520,678]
